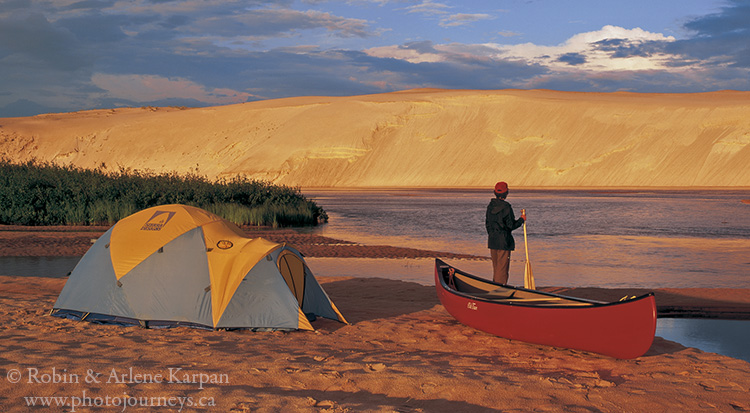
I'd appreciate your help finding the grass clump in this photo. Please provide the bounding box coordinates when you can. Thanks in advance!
[0,160,327,227]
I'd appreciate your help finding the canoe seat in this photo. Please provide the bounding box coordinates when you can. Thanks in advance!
[474,288,516,299]
[503,297,594,306]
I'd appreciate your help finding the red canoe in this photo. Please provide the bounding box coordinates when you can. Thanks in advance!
[434,259,656,359]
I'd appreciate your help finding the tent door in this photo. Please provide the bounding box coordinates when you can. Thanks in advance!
[277,251,306,306]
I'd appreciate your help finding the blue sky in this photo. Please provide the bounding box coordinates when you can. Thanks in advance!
[1,0,747,117]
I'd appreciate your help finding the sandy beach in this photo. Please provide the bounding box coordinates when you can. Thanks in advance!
[1,226,749,412]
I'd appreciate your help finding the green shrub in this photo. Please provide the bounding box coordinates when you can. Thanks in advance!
[0,159,327,227]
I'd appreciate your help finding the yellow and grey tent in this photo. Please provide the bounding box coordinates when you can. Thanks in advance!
[52,204,346,330]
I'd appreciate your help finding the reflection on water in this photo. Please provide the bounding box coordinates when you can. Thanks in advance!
[656,318,750,363]
[0,256,80,277]
[305,257,491,286]
[304,188,750,289]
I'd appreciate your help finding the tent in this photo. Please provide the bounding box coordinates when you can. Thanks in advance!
[52,204,346,330]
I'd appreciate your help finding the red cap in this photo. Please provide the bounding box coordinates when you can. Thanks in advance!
[494,181,508,194]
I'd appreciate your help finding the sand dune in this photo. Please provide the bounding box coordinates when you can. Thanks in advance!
[1,89,749,187]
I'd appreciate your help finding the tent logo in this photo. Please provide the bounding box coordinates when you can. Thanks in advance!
[141,211,177,231]
[216,240,234,250]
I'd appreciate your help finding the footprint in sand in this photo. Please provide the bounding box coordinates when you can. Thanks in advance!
[365,362,386,372]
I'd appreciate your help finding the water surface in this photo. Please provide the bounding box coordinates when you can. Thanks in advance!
[656,318,750,363]
[304,188,750,289]
[0,256,80,277]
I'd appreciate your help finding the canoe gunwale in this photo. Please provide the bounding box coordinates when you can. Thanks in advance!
[435,258,654,309]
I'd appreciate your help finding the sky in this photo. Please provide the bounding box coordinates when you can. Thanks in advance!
[1,0,748,117]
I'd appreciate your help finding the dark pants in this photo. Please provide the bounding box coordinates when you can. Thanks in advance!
[490,249,511,284]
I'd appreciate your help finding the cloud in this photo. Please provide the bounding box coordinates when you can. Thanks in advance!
[404,1,451,16]
[402,0,498,29]
[366,41,444,63]
[489,25,677,71]
[367,26,677,71]
[497,30,521,38]
[360,21,750,93]
[90,73,256,105]
[439,13,494,28]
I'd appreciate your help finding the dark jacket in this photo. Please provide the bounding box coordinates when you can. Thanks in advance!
[485,198,524,250]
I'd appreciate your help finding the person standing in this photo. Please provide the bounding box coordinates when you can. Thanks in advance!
[485,181,526,284]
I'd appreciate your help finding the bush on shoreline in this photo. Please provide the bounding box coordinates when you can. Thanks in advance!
[0,160,327,227]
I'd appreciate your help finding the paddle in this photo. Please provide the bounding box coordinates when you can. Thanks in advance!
[522,209,536,290]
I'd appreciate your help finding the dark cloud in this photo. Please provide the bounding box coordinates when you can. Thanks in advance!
[668,0,750,68]
[0,12,88,71]
[557,52,586,66]
[400,41,439,54]
[160,14,192,30]
[348,50,548,91]
[64,0,116,11]
[240,51,381,97]
[0,0,32,13]
[0,1,381,116]
[529,70,717,94]
[186,8,372,39]
[683,0,750,36]
[57,13,139,44]
[593,38,667,58]
[0,98,66,118]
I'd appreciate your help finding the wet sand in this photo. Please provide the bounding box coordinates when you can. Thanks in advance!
[1,226,749,412]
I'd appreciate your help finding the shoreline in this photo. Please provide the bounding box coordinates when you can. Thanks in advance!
[1,226,750,411]
[2,225,749,320]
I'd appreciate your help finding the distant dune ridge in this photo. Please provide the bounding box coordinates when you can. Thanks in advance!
[1,89,749,187]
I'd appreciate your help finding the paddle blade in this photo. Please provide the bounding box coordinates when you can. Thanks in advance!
[524,260,536,290]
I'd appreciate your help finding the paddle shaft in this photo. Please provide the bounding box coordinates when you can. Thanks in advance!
[522,209,529,262]
[522,209,536,290]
